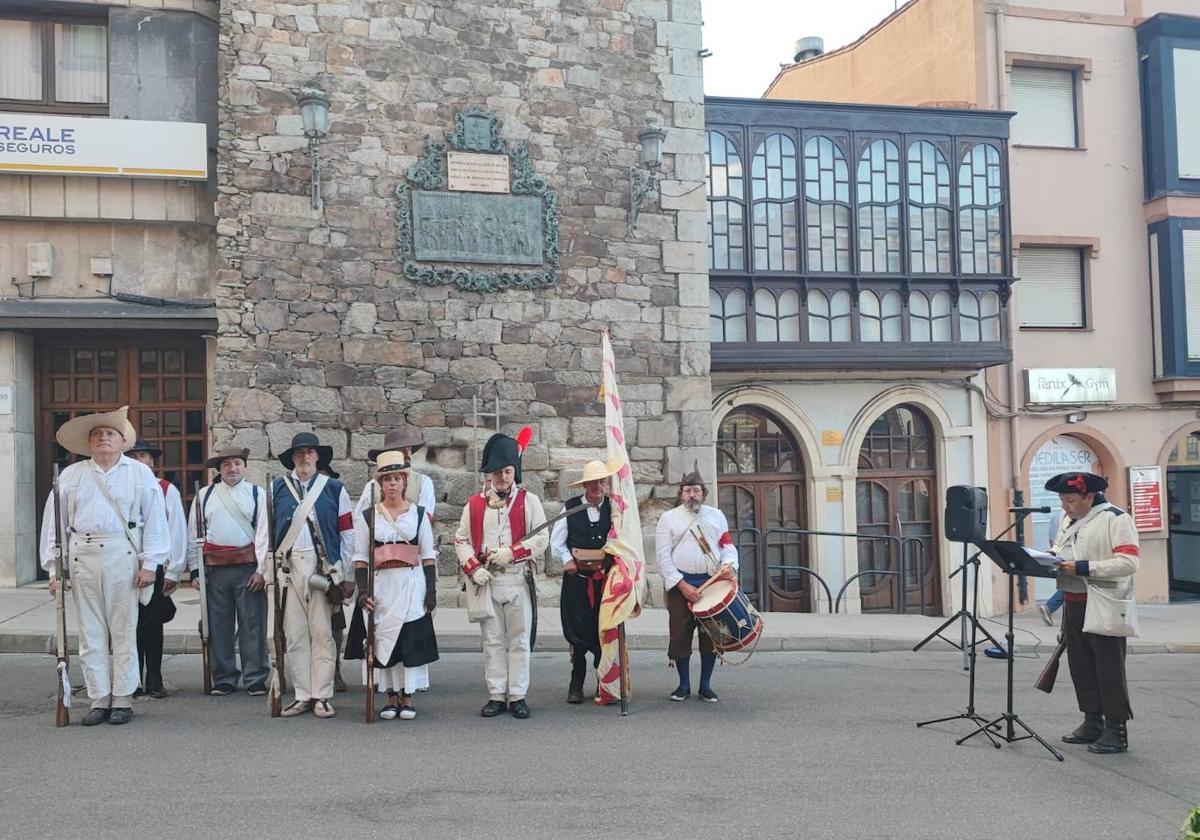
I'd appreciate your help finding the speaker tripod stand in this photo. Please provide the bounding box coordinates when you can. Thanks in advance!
[914,513,1027,740]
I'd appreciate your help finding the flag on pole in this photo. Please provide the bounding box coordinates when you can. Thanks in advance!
[596,330,646,705]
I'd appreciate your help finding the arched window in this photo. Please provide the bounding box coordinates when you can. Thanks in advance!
[906,141,952,274]
[959,290,1001,341]
[909,290,953,342]
[751,134,799,271]
[709,287,747,342]
[706,130,745,271]
[857,139,902,273]
[958,143,1004,275]
[754,288,801,342]
[717,406,808,611]
[803,136,851,272]
[807,288,852,341]
[859,289,903,342]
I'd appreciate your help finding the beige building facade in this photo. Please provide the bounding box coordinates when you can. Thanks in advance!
[768,0,1200,606]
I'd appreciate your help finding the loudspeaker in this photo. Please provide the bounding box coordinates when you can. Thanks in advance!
[944,485,988,543]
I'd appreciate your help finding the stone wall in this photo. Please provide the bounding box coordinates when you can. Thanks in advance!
[215,0,712,599]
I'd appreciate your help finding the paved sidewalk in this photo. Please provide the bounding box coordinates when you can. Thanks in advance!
[2,584,1196,655]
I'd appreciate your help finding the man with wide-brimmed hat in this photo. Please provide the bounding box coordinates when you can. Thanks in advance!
[549,459,617,704]
[454,430,548,719]
[126,438,187,699]
[655,461,738,704]
[1045,471,1140,754]
[38,406,171,726]
[355,426,436,522]
[270,431,354,718]
[186,447,270,697]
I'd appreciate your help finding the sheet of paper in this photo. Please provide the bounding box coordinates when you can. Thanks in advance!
[1023,547,1059,570]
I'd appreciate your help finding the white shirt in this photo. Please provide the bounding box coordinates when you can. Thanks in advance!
[162,482,188,582]
[655,504,738,591]
[185,479,271,577]
[549,497,605,567]
[283,471,355,575]
[39,456,171,572]
[354,472,435,522]
[352,503,436,566]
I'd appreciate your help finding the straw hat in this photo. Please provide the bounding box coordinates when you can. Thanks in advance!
[569,459,618,487]
[55,406,137,457]
[205,447,250,470]
[374,449,411,477]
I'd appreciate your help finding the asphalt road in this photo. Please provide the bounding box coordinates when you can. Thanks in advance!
[1,649,1197,840]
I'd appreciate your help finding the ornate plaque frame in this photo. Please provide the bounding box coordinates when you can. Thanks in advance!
[396,108,558,292]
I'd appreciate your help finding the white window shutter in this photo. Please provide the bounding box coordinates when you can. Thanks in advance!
[1009,67,1077,148]
[1184,231,1200,359]
[1175,49,1200,179]
[1017,247,1083,327]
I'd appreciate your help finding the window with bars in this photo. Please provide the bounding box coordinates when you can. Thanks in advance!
[709,287,747,342]
[803,136,851,272]
[857,139,902,273]
[1017,247,1085,328]
[0,15,108,112]
[754,287,801,342]
[859,289,903,341]
[1009,66,1077,148]
[958,144,1005,275]
[906,141,953,274]
[751,133,799,271]
[807,288,852,341]
[706,130,746,271]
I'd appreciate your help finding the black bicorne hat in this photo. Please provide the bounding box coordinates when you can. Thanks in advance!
[480,433,522,484]
[1045,471,1108,494]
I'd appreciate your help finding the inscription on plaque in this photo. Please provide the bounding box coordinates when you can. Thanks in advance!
[448,151,510,193]
[412,191,543,266]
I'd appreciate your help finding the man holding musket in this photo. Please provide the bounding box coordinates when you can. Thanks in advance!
[38,406,170,726]
[1046,471,1140,754]
[655,462,738,704]
[186,447,271,696]
[271,432,354,718]
[454,431,548,719]
[550,459,617,704]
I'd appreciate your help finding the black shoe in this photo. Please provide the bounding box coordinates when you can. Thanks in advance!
[132,686,146,698]
[510,699,530,719]
[698,687,719,704]
[480,700,507,718]
[82,707,110,726]
[567,684,585,704]
[1088,720,1128,754]
[145,677,168,699]
[1062,713,1104,744]
[210,685,236,697]
[246,684,267,697]
[669,688,691,702]
[108,708,133,725]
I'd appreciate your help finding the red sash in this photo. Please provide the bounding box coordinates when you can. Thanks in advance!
[467,489,527,555]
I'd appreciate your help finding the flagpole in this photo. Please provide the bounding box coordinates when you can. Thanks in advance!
[618,621,630,716]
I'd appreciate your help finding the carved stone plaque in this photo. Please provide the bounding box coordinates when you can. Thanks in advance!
[447,151,510,193]
[412,192,543,265]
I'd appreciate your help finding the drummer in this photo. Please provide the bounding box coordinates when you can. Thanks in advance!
[344,450,439,721]
[655,462,738,703]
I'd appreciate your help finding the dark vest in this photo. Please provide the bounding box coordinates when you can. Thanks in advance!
[272,474,345,555]
[565,495,610,550]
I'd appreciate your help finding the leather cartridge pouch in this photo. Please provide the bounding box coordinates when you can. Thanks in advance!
[571,546,607,572]
[204,544,257,567]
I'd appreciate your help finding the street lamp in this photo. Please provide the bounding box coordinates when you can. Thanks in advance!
[628,117,667,235]
[297,84,330,210]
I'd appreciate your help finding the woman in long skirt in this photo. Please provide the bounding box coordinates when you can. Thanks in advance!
[345,450,438,720]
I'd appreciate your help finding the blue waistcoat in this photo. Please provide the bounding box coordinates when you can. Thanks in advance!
[272,474,344,556]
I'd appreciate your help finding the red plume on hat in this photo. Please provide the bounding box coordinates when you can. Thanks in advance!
[516,426,533,454]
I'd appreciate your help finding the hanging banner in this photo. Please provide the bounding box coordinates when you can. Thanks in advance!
[1129,466,1163,532]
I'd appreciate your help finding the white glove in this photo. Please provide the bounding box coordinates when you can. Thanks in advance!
[490,546,515,567]
[470,567,493,586]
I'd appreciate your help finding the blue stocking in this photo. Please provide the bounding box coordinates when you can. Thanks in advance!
[674,656,691,692]
[699,653,717,692]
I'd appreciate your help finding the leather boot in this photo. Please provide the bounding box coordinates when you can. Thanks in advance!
[1087,719,1128,754]
[1061,713,1104,744]
[567,654,586,704]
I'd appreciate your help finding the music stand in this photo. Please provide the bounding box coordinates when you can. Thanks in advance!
[957,540,1064,761]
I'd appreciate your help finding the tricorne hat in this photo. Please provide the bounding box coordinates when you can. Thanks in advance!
[374,449,411,477]
[56,406,137,457]
[128,438,162,460]
[367,427,426,462]
[205,447,250,471]
[278,431,333,472]
[569,459,619,487]
[1045,471,1108,495]
[678,459,706,488]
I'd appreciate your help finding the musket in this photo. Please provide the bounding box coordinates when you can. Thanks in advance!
[194,481,212,695]
[1035,636,1067,693]
[365,482,377,724]
[51,464,71,728]
[266,473,286,717]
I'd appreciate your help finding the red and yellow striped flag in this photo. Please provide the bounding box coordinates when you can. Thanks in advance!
[596,331,646,705]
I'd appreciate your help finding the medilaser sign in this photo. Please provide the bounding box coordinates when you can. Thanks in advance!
[0,113,207,179]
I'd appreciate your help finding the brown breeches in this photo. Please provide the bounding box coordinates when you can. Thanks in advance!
[666,585,715,659]
[1063,598,1132,722]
